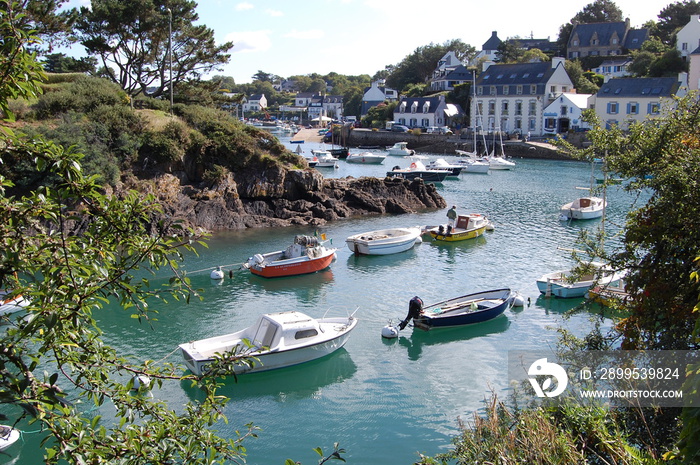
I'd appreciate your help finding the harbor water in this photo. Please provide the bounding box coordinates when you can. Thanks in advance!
[4,141,643,464]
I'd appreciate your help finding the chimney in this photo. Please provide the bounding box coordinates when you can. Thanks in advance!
[552,57,565,69]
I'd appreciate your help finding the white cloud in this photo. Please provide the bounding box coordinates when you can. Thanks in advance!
[225,30,273,53]
[282,29,325,40]
[235,2,254,11]
[266,9,283,17]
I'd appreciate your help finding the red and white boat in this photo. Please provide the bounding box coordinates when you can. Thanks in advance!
[244,235,336,278]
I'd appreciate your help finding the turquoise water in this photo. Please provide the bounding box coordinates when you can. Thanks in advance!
[3,145,642,464]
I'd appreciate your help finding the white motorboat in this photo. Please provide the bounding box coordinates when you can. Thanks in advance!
[0,425,20,451]
[455,151,491,174]
[311,150,339,168]
[345,152,386,164]
[537,262,626,298]
[345,226,422,255]
[386,160,448,182]
[0,290,29,317]
[486,155,516,170]
[560,196,606,220]
[386,142,414,156]
[425,158,462,176]
[179,311,358,375]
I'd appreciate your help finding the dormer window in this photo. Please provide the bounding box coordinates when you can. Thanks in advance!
[399,102,407,113]
[423,102,430,113]
[411,101,418,113]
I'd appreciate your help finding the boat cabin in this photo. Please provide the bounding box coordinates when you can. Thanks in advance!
[251,311,323,351]
[456,214,479,230]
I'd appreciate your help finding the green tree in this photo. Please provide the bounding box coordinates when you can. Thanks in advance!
[251,70,279,83]
[628,50,657,76]
[495,39,524,63]
[41,52,97,73]
[386,40,476,92]
[76,0,233,99]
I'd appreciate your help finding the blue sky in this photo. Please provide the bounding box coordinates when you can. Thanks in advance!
[68,0,675,84]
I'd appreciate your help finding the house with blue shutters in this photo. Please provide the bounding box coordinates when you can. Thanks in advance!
[392,94,462,129]
[591,77,685,130]
[567,19,648,59]
[472,58,574,136]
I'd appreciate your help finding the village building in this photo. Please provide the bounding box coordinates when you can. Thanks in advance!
[542,93,593,135]
[429,52,471,91]
[677,14,700,63]
[593,57,633,81]
[392,94,463,129]
[360,80,398,118]
[590,76,684,130]
[567,19,648,59]
[242,93,267,113]
[471,58,574,136]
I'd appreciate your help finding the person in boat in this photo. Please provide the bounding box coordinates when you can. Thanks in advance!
[398,296,424,330]
[446,205,457,228]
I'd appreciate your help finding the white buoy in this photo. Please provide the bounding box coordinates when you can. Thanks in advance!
[511,291,526,307]
[210,266,224,280]
[381,324,400,339]
[131,374,151,391]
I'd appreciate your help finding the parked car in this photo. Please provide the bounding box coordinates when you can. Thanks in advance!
[426,126,453,134]
[391,124,410,133]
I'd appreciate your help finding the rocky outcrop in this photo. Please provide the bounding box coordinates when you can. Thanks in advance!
[126,166,446,232]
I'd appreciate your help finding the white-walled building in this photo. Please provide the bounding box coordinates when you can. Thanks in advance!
[677,14,700,62]
[360,80,398,117]
[392,94,463,129]
[591,77,683,130]
[242,94,267,112]
[472,58,574,136]
[542,93,593,134]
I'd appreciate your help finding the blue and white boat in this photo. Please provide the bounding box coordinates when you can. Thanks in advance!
[397,289,514,332]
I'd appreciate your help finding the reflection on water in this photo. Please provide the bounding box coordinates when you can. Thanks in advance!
[183,349,357,404]
[391,314,510,361]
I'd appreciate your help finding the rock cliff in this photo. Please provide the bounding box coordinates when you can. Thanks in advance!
[124,165,446,231]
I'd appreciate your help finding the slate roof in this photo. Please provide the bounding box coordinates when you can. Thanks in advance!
[569,21,648,50]
[624,29,649,50]
[597,77,679,98]
[483,31,502,50]
[441,64,471,82]
[396,96,444,114]
[476,61,558,86]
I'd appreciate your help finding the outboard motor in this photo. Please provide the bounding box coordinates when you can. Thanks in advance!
[398,296,424,330]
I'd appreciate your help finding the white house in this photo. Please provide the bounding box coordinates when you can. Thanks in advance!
[430,52,471,91]
[676,14,700,62]
[593,57,632,81]
[306,95,344,121]
[392,94,462,129]
[591,77,683,130]
[472,58,574,136]
[242,93,267,112]
[360,80,398,117]
[473,31,501,65]
[542,93,593,134]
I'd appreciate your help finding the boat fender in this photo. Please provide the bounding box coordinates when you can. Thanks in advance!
[511,292,526,307]
[210,266,224,280]
[381,324,400,339]
[410,162,417,169]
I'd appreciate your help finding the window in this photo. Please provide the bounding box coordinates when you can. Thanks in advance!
[502,101,509,115]
[530,85,537,94]
[529,100,537,116]
[648,102,660,114]
[503,85,509,95]
[490,85,497,95]
[410,118,418,127]
[607,102,619,114]
[573,40,579,46]
[515,101,523,116]
[627,102,639,115]
[612,38,618,44]
[422,118,430,127]
[515,118,522,130]
[411,101,418,113]
[516,85,523,95]
[295,329,318,339]
[477,86,483,95]
[560,105,568,116]
[488,101,495,115]
[545,118,557,131]
[528,118,536,130]
[682,42,688,51]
